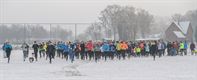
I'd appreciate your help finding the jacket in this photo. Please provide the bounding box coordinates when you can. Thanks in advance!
[4,44,12,52]
[102,43,110,52]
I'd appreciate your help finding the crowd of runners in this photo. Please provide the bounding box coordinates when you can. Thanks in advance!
[1,40,197,63]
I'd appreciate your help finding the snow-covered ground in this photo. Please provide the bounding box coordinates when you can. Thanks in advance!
[0,50,197,80]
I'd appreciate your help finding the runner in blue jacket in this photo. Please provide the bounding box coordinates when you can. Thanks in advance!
[4,42,12,63]
[68,42,75,63]
[62,42,69,60]
[102,42,110,61]
[109,43,116,60]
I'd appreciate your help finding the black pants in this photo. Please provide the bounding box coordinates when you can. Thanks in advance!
[63,52,69,60]
[151,51,156,61]
[49,53,53,64]
[167,48,170,56]
[39,50,45,58]
[6,51,11,63]
[121,50,126,60]
[104,51,109,61]
[117,50,121,60]
[34,50,38,61]
[23,51,28,61]
[145,51,150,56]
[85,51,88,60]
[141,50,145,56]
[80,51,85,60]
[183,49,187,55]
[180,49,184,56]
[75,51,80,59]
[127,51,132,58]
[95,51,101,62]
[52,51,55,59]
[109,51,114,60]
[136,52,141,57]
[88,50,93,60]
[158,50,163,57]
[162,49,165,56]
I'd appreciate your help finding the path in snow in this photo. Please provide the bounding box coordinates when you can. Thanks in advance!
[0,50,197,80]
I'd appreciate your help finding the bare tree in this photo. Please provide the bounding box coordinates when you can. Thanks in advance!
[98,5,154,40]
[172,13,183,22]
[0,24,73,43]
[137,9,154,38]
[84,22,103,40]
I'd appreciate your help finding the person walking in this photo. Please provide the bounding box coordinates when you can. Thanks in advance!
[183,41,188,55]
[68,42,75,63]
[167,42,172,56]
[102,42,110,61]
[38,42,45,58]
[56,41,64,58]
[80,41,86,60]
[190,42,195,55]
[86,40,94,60]
[161,41,166,56]
[4,42,12,63]
[139,41,145,56]
[145,42,150,56]
[157,41,163,57]
[109,42,116,60]
[62,42,69,60]
[135,45,141,57]
[179,41,184,56]
[75,43,81,59]
[94,42,101,62]
[46,42,56,64]
[120,41,128,59]
[150,41,157,61]
[21,42,29,61]
[116,41,121,60]
[32,41,39,61]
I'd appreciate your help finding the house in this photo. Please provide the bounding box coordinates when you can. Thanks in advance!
[165,21,193,42]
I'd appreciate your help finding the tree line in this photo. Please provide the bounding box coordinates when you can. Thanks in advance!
[82,5,197,42]
[82,5,153,41]
[0,24,73,44]
[0,5,196,43]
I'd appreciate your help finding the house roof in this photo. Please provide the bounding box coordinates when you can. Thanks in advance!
[173,31,185,38]
[173,21,190,34]
[136,38,160,41]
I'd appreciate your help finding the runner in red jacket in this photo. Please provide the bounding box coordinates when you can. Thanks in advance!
[86,40,94,60]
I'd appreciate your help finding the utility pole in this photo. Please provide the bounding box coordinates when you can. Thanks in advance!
[24,24,26,42]
[75,24,77,40]
[50,24,52,40]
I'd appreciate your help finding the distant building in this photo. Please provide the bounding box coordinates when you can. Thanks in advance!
[165,21,193,42]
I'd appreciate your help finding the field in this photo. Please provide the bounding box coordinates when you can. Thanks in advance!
[0,50,197,80]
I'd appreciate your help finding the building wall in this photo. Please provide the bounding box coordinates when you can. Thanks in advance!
[165,23,182,42]
[165,22,193,42]
[186,24,193,42]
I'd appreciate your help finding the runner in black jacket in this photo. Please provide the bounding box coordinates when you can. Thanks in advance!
[32,41,39,61]
[46,42,56,64]
[150,41,157,61]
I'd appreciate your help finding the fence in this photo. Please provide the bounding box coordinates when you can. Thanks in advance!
[0,23,91,44]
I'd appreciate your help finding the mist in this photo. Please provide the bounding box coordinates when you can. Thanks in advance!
[0,0,197,43]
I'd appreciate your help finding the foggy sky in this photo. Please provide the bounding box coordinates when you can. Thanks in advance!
[0,0,196,34]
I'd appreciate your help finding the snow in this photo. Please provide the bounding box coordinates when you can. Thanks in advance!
[136,38,160,41]
[173,31,186,38]
[174,21,190,34]
[0,50,197,80]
